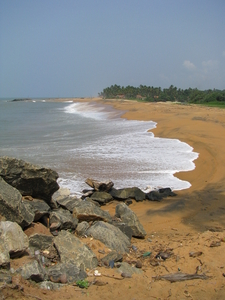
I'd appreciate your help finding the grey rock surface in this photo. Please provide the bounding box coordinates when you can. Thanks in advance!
[76,221,90,236]
[73,200,112,222]
[109,187,146,202]
[0,221,29,258]
[0,156,59,202]
[29,233,53,251]
[90,191,113,204]
[0,177,34,228]
[49,208,78,231]
[115,203,146,238]
[18,260,46,282]
[23,199,51,222]
[54,231,98,270]
[86,221,130,253]
[47,262,87,283]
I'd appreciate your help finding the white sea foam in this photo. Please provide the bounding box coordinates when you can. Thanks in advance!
[64,102,109,120]
[0,100,199,194]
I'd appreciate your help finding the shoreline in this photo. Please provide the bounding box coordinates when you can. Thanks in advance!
[6,97,225,299]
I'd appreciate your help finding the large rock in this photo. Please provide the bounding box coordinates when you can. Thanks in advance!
[72,200,112,222]
[56,196,81,212]
[18,260,46,282]
[0,221,29,258]
[76,221,90,236]
[86,221,130,253]
[0,240,10,269]
[85,178,114,192]
[0,270,12,284]
[47,262,87,284]
[0,177,34,228]
[0,156,59,202]
[54,231,98,270]
[23,199,51,222]
[49,208,78,231]
[145,190,163,201]
[115,203,146,238]
[109,187,146,202]
[29,234,53,252]
[90,191,113,205]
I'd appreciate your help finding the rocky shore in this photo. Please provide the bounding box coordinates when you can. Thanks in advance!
[1,100,225,299]
[0,157,178,291]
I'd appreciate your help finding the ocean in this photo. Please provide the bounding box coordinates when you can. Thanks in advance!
[0,99,198,196]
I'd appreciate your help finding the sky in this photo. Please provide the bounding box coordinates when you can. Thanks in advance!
[0,0,225,98]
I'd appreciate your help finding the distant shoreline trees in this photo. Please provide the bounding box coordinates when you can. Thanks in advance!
[99,84,225,105]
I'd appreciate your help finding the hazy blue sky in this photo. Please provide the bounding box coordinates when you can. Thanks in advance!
[0,0,225,97]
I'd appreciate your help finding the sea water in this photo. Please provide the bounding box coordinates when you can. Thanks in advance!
[0,99,198,195]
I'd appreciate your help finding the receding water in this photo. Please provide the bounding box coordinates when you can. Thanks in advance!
[0,99,198,195]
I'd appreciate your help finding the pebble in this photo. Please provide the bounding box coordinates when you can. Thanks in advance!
[131,245,138,251]
[121,272,132,278]
[135,260,142,268]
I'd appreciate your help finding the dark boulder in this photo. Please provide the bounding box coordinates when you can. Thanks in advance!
[49,208,78,231]
[18,260,46,282]
[90,191,113,205]
[115,203,146,238]
[109,187,146,202]
[29,234,53,252]
[56,196,81,212]
[23,199,51,222]
[0,177,34,228]
[85,178,114,192]
[145,190,163,201]
[158,187,177,197]
[0,156,59,203]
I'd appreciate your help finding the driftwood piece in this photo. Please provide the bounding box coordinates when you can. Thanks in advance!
[153,272,210,282]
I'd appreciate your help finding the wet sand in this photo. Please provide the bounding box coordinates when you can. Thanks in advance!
[2,99,225,300]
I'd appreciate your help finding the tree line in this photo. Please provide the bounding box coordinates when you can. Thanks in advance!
[99,84,225,104]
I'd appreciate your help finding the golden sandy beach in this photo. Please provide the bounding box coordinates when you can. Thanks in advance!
[3,99,225,300]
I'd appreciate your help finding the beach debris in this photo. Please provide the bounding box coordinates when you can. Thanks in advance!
[189,251,203,258]
[131,245,138,252]
[109,260,114,268]
[155,252,172,260]
[210,241,221,247]
[150,260,160,267]
[94,270,101,277]
[153,272,210,282]
[143,251,151,257]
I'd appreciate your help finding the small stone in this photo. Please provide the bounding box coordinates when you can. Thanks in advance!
[135,260,142,268]
[121,272,132,278]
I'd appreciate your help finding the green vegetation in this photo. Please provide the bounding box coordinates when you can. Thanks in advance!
[76,279,89,289]
[99,84,225,107]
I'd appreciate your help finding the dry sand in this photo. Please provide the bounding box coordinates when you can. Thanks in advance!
[2,99,225,300]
